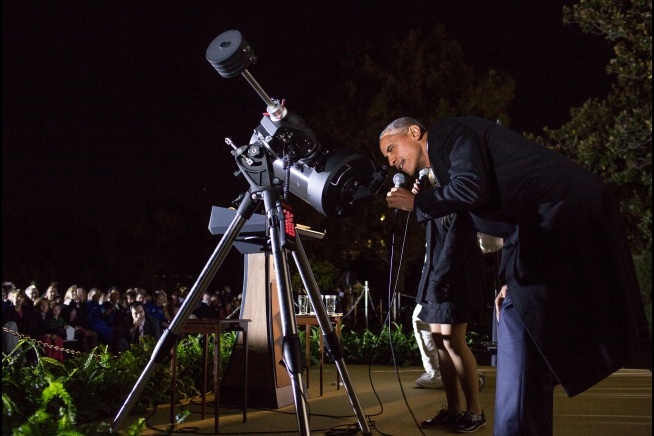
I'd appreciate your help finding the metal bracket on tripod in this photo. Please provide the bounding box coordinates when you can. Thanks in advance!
[112,30,388,435]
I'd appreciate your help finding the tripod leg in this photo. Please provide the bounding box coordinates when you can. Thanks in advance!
[112,195,259,433]
[263,191,311,436]
[292,236,372,436]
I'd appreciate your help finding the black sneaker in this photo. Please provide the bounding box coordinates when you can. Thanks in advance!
[454,410,486,433]
[421,406,461,428]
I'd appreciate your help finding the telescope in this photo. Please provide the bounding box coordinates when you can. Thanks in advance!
[113,30,383,436]
[206,29,389,218]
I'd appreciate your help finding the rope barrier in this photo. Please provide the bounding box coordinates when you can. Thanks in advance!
[341,290,366,319]
[2,326,103,358]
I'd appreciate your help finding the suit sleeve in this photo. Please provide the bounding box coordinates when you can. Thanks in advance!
[415,120,492,222]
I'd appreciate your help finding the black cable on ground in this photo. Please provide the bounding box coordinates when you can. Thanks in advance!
[384,211,427,436]
[145,214,425,436]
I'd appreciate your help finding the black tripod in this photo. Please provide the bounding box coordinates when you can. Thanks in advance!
[112,189,371,435]
[113,29,381,435]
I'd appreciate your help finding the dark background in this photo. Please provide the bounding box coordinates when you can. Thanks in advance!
[2,2,614,293]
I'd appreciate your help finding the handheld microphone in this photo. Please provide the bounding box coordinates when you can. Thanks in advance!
[392,173,405,226]
[417,168,430,190]
[393,172,406,189]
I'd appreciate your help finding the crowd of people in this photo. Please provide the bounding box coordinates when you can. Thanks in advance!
[1,281,242,363]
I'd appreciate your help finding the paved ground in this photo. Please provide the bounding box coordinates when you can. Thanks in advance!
[127,364,652,435]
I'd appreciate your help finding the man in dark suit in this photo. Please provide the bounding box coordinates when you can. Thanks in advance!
[129,302,161,345]
[381,117,649,435]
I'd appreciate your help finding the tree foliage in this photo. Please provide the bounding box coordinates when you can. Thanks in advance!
[539,0,652,254]
[298,25,515,293]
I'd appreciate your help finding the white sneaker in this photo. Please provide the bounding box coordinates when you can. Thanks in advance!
[415,372,444,389]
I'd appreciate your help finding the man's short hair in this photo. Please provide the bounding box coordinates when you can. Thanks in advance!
[379,117,426,140]
[130,301,145,312]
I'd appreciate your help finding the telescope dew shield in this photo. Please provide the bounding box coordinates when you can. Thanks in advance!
[206,30,255,78]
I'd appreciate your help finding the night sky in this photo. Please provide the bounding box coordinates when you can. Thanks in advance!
[2,2,615,291]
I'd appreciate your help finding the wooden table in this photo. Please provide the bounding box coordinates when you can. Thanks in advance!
[170,318,251,434]
[295,314,342,396]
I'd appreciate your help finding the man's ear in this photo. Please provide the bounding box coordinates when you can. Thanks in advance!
[409,125,420,139]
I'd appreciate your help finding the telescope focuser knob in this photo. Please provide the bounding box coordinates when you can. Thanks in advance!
[248,145,262,157]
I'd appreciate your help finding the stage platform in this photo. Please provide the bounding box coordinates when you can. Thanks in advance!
[127,364,652,435]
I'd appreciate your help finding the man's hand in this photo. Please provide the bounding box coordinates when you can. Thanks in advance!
[495,285,508,322]
[411,178,423,195]
[386,187,415,211]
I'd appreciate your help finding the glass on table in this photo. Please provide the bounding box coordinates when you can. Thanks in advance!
[297,295,309,315]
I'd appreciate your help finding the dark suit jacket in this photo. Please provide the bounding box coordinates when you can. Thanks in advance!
[130,314,161,344]
[415,211,484,312]
[414,117,648,396]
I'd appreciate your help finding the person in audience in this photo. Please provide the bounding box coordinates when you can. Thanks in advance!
[32,297,64,361]
[60,285,98,352]
[224,301,234,319]
[108,287,124,310]
[44,285,58,301]
[107,286,131,328]
[2,284,13,312]
[145,289,169,329]
[24,285,39,302]
[124,289,137,306]
[129,301,161,345]
[76,286,87,301]
[85,292,110,341]
[165,291,181,323]
[21,285,37,311]
[61,285,82,326]
[211,294,226,319]
[2,289,38,362]
[48,303,78,354]
[135,289,148,304]
[48,303,69,339]
[193,290,214,318]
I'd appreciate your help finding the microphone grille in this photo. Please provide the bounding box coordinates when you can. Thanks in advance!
[419,168,430,178]
[392,173,406,187]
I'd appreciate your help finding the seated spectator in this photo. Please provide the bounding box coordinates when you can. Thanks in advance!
[135,289,148,304]
[32,297,64,361]
[2,289,38,363]
[87,287,107,304]
[129,302,161,345]
[2,284,13,312]
[124,289,137,307]
[108,287,124,310]
[23,285,38,311]
[224,301,234,319]
[44,285,58,302]
[166,291,182,320]
[62,285,82,326]
[107,287,131,327]
[60,285,99,352]
[194,291,220,319]
[83,292,124,353]
[25,285,39,302]
[145,290,169,330]
[212,295,227,319]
